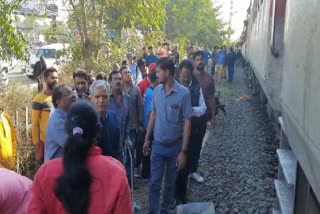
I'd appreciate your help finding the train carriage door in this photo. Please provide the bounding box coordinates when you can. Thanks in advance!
[270,0,287,57]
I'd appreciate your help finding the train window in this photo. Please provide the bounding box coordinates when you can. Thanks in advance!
[270,0,287,57]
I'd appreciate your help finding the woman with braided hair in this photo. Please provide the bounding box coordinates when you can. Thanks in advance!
[28,101,132,214]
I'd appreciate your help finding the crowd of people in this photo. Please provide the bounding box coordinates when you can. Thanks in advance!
[0,42,240,214]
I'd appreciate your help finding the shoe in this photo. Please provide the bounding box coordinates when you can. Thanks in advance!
[170,201,177,210]
[132,201,141,212]
[134,168,142,178]
[190,172,204,183]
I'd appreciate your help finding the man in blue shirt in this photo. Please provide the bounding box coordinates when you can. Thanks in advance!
[226,47,237,82]
[211,46,219,76]
[143,58,193,214]
[140,68,158,179]
[44,85,76,162]
[108,70,131,148]
[215,46,227,83]
[90,80,123,162]
[127,53,141,85]
[108,70,133,184]
[146,46,158,66]
[121,66,144,178]
[143,70,159,130]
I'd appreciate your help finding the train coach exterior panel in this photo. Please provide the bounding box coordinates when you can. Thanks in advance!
[243,0,286,113]
[245,0,269,96]
[281,0,320,201]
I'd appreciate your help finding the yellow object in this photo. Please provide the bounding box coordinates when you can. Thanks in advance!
[0,110,17,170]
[31,93,53,145]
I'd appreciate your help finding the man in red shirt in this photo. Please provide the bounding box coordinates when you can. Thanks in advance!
[137,63,156,98]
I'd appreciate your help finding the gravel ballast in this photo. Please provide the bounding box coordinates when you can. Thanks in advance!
[134,63,278,214]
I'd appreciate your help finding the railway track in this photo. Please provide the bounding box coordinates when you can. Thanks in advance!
[134,63,279,214]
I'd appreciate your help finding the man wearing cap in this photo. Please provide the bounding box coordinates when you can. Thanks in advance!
[137,63,156,98]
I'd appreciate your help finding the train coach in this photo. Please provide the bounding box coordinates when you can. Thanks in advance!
[240,0,320,213]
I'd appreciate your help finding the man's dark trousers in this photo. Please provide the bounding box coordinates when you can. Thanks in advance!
[175,120,207,203]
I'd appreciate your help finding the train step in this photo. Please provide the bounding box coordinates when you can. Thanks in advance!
[272,208,281,214]
[277,149,297,186]
[275,179,294,214]
[278,117,286,134]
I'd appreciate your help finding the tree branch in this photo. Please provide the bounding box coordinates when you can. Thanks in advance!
[79,0,88,40]
[69,0,85,47]
[98,5,105,28]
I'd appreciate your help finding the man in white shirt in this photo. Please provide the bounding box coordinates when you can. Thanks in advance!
[174,59,207,205]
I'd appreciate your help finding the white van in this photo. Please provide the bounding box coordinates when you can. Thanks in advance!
[23,43,70,78]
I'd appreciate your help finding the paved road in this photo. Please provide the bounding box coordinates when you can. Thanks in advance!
[7,61,37,87]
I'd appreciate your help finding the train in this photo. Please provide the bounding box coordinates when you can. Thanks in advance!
[239,0,320,213]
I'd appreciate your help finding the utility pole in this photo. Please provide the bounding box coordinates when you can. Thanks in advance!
[46,4,58,43]
[228,0,234,39]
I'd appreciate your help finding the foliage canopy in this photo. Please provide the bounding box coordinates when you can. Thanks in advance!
[0,0,26,61]
[165,0,227,46]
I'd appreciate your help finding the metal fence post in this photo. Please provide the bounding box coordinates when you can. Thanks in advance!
[15,110,19,126]
[25,105,28,140]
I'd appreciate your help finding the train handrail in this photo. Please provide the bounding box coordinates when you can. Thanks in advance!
[271,46,279,58]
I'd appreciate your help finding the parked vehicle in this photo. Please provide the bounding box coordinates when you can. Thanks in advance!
[22,43,70,79]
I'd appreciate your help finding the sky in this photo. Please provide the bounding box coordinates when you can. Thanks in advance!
[213,0,251,41]
[17,0,251,40]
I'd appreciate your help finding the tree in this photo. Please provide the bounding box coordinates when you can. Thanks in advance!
[0,0,27,61]
[64,0,166,70]
[18,16,39,44]
[43,21,70,43]
[165,0,226,47]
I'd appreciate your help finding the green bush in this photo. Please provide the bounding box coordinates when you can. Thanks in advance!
[0,84,37,176]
